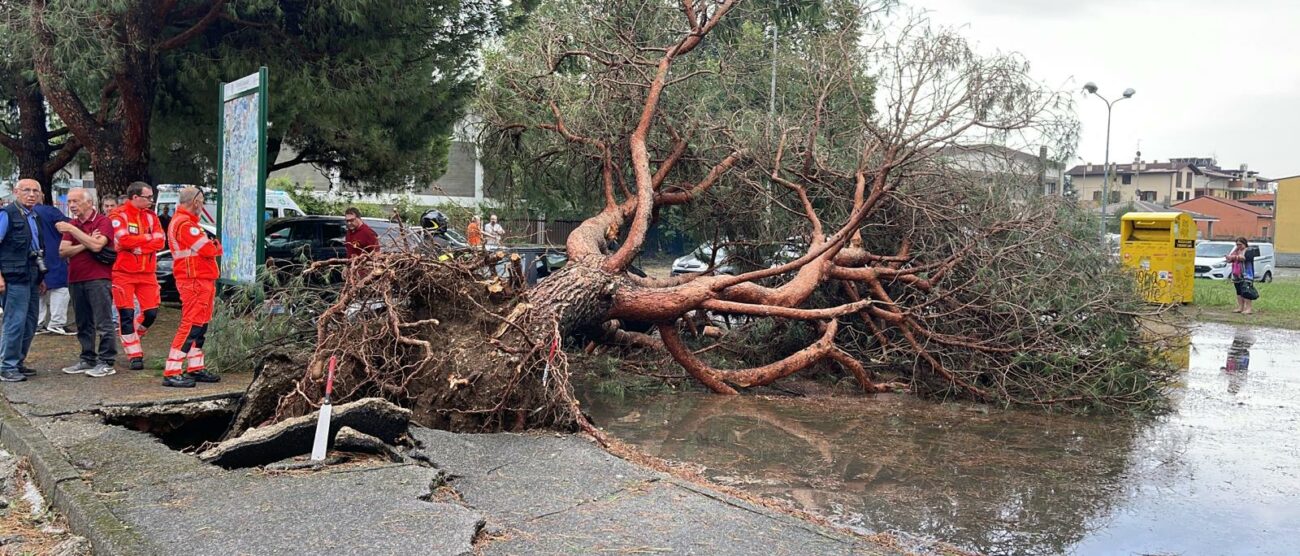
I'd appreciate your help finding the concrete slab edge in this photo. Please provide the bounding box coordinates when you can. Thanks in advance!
[0,395,158,556]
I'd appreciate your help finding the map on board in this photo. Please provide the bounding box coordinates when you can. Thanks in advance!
[218,73,264,284]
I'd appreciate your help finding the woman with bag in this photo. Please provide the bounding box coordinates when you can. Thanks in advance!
[1226,237,1259,314]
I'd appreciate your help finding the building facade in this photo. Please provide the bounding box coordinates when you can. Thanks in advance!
[1066,157,1274,207]
[1276,176,1300,266]
[1173,195,1273,241]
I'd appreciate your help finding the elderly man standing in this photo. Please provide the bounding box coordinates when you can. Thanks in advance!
[0,180,48,382]
[56,188,117,377]
[111,182,166,370]
[162,187,222,388]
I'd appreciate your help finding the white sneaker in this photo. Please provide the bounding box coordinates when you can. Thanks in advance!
[47,326,75,336]
[36,328,50,335]
[63,361,95,374]
[86,364,116,378]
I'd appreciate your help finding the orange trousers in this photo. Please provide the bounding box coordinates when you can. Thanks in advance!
[165,279,216,377]
[112,272,160,360]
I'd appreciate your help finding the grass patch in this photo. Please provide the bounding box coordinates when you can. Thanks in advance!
[1189,277,1300,329]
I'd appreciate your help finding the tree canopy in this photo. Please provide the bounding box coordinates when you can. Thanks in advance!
[1,0,529,196]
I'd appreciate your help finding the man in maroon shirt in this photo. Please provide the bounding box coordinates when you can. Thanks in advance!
[55,188,117,377]
[343,207,379,257]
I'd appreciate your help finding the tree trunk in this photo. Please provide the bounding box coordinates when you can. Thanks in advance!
[5,78,79,202]
[89,142,151,199]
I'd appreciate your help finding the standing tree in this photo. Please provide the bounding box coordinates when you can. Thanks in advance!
[0,4,81,199]
[0,63,82,199]
[251,0,1172,435]
[148,0,530,189]
[9,0,528,197]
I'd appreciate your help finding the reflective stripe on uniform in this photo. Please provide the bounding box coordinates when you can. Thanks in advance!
[172,235,209,260]
[121,333,143,357]
[164,349,186,374]
[186,349,205,371]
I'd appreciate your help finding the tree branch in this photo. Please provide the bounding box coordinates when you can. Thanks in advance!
[159,0,228,51]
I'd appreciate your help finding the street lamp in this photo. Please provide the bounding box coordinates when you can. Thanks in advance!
[1083,82,1135,244]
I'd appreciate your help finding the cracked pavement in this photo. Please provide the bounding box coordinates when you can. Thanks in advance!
[4,370,891,555]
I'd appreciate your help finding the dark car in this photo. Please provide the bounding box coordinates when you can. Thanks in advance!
[158,216,435,301]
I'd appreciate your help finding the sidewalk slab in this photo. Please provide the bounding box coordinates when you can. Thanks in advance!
[3,363,892,555]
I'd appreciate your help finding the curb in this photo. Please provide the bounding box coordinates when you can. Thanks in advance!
[0,394,157,556]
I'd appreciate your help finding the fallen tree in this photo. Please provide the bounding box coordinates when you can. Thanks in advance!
[230,0,1175,436]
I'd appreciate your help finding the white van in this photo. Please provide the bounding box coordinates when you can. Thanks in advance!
[1194,241,1275,282]
[155,185,305,227]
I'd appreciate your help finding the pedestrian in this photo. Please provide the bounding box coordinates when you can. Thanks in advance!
[484,213,505,248]
[162,186,222,388]
[343,207,379,257]
[0,180,48,382]
[55,188,117,377]
[1226,237,1258,315]
[158,205,173,239]
[100,196,119,215]
[33,191,73,336]
[466,214,482,249]
[111,182,166,370]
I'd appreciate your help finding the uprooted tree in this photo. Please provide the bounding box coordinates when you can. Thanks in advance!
[231,0,1174,437]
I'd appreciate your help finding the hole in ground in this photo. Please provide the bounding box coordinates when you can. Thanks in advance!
[101,399,238,452]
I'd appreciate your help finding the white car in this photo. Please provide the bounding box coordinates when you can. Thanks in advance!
[671,239,809,276]
[672,243,736,275]
[1194,241,1275,282]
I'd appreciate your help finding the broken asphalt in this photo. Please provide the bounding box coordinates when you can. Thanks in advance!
[1,368,896,555]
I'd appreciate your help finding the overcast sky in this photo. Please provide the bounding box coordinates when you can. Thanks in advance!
[909,0,1300,178]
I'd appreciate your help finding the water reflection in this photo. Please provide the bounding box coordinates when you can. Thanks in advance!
[1221,328,1253,394]
[582,323,1300,555]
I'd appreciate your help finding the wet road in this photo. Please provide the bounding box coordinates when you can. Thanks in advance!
[583,322,1300,555]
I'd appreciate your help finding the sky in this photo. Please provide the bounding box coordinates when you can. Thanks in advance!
[908,0,1300,178]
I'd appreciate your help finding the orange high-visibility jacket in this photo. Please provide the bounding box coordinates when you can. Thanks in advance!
[167,207,222,280]
[111,204,165,274]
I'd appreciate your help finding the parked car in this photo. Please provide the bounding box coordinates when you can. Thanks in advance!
[1193,241,1275,282]
[671,242,736,275]
[671,239,808,276]
[158,216,420,301]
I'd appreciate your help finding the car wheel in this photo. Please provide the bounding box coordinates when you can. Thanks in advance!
[1263,271,1273,283]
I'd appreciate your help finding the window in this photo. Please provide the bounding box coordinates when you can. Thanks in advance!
[1092,191,1102,202]
[1121,174,1133,185]
[1176,173,1182,189]
[321,222,347,246]
[1263,227,1269,237]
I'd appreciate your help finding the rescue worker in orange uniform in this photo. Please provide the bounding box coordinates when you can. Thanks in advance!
[163,187,222,388]
[111,182,165,370]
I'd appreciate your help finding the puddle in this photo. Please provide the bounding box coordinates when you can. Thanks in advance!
[582,322,1300,555]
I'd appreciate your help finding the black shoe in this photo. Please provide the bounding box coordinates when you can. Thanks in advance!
[18,365,36,376]
[0,370,27,382]
[186,370,221,383]
[130,358,144,371]
[162,374,196,388]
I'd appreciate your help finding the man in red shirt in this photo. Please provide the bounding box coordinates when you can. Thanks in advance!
[343,207,379,257]
[111,182,166,370]
[163,187,222,388]
[55,188,117,377]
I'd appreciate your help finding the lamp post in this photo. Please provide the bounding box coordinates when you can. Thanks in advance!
[1083,82,1135,244]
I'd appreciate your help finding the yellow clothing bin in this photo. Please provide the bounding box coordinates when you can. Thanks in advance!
[1119,212,1196,304]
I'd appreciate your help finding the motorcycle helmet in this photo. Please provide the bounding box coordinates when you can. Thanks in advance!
[420,209,449,233]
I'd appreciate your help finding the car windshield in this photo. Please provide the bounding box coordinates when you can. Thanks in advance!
[1196,243,1235,258]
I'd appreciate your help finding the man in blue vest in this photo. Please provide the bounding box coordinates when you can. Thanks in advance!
[0,179,49,382]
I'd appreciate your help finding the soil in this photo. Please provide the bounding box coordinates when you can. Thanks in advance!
[0,453,90,556]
